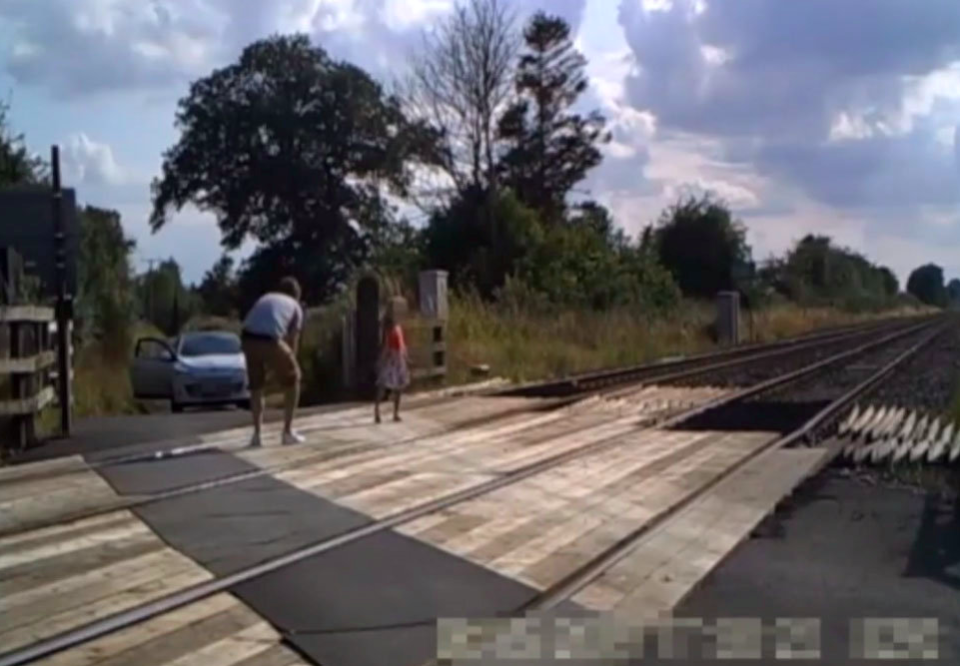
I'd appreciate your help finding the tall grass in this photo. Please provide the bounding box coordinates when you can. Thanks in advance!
[445,294,712,384]
[49,297,931,424]
[71,321,163,420]
[743,304,927,343]
[444,297,931,385]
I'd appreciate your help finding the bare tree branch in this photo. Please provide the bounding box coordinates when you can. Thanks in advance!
[402,0,519,211]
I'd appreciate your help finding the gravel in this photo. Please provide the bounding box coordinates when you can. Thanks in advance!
[664,324,916,390]
[671,323,945,437]
[863,320,960,416]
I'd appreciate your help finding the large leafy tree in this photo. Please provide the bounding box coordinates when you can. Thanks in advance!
[879,267,899,297]
[906,263,947,307]
[498,12,609,224]
[424,187,543,296]
[653,194,752,300]
[771,235,901,308]
[947,278,960,307]
[150,34,438,304]
[518,214,679,311]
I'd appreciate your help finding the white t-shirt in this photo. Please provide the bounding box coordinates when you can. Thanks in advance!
[243,293,303,340]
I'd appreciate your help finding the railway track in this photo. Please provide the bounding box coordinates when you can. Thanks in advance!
[0,315,946,666]
[0,316,928,539]
[497,315,925,397]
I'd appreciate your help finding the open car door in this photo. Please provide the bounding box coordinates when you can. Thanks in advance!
[130,338,176,399]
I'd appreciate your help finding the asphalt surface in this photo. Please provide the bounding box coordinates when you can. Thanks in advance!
[13,402,362,464]
[668,470,959,666]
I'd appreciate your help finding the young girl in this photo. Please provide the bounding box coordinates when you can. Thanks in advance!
[375,300,410,423]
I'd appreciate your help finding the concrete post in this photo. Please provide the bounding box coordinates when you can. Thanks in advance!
[716,291,741,346]
[419,271,448,379]
[418,270,449,322]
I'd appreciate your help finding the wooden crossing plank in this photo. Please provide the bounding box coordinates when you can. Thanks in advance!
[0,513,145,568]
[277,407,569,486]
[271,405,612,503]
[0,469,115,504]
[120,382,518,455]
[32,594,310,666]
[0,471,134,536]
[512,436,767,588]
[394,429,778,593]
[305,415,701,521]
[343,471,496,517]
[256,388,715,487]
[0,387,750,666]
[0,455,89,484]
[571,447,828,617]
[0,511,132,551]
[0,396,554,534]
[0,388,721,538]
[3,551,198,633]
[0,509,213,653]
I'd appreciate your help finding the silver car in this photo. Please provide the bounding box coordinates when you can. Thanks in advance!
[130,331,250,413]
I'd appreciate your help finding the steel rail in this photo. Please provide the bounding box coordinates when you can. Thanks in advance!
[0,317,927,540]
[517,322,947,614]
[95,316,917,467]
[0,318,939,666]
[496,316,926,397]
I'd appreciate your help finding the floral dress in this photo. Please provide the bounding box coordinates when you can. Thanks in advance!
[377,323,410,390]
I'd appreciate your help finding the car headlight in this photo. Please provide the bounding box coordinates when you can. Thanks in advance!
[174,363,200,376]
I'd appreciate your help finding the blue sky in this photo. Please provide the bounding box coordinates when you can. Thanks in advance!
[2,0,959,286]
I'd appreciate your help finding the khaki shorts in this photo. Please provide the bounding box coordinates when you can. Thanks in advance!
[242,336,301,391]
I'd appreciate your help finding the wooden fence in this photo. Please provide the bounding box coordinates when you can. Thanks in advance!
[0,305,56,451]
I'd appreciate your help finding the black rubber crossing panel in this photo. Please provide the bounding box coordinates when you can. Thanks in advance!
[96,449,255,495]
[117,449,575,665]
[133,474,371,574]
[237,530,541,666]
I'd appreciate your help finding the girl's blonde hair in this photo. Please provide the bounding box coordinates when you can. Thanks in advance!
[383,296,407,331]
[385,296,407,324]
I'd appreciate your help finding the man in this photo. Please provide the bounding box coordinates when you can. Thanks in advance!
[241,276,305,447]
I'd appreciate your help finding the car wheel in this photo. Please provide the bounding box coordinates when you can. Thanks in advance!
[236,399,252,411]
[171,401,185,414]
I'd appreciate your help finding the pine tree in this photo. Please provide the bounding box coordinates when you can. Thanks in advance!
[498,12,609,224]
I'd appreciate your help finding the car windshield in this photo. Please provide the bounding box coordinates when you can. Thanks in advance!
[179,333,241,358]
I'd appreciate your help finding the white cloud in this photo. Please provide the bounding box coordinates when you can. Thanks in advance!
[0,0,226,96]
[64,133,127,185]
[5,0,960,283]
[382,0,452,31]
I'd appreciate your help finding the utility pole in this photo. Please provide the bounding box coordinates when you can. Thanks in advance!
[50,145,72,436]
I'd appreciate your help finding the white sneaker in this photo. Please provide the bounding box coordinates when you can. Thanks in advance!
[249,433,262,448]
[282,430,306,446]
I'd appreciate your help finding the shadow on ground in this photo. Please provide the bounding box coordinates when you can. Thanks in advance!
[904,493,960,592]
[669,400,830,434]
[665,470,960,665]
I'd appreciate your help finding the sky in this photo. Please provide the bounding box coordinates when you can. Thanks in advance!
[1,0,959,287]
